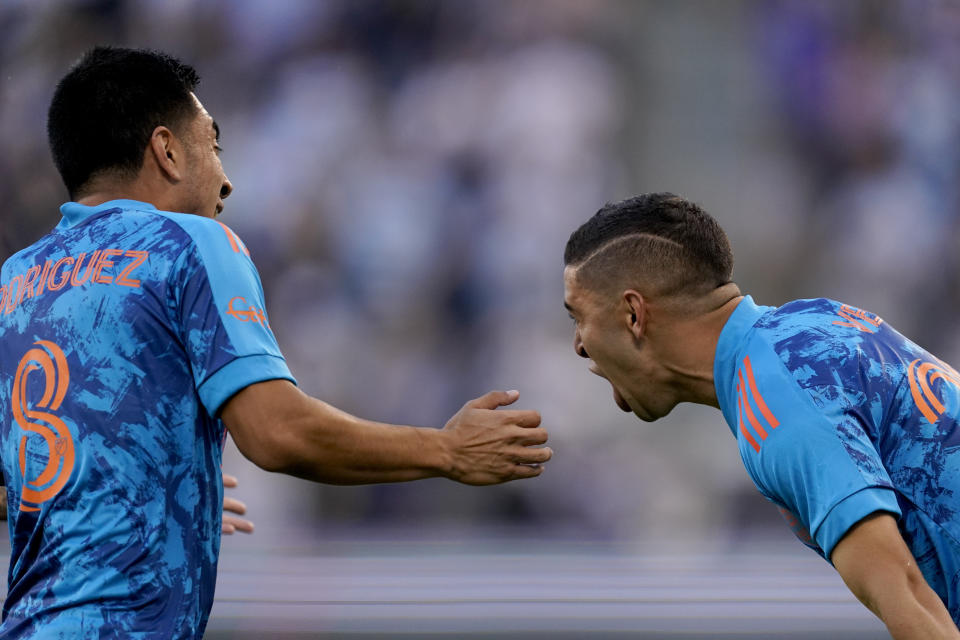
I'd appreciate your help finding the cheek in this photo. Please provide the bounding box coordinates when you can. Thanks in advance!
[581,330,615,366]
[201,159,222,192]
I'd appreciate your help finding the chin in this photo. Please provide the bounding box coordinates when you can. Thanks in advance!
[632,402,674,423]
[632,406,658,422]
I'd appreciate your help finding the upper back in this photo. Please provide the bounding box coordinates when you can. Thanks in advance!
[0,199,262,635]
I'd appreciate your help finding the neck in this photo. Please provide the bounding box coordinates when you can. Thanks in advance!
[649,283,743,408]
[76,182,155,209]
[74,164,175,211]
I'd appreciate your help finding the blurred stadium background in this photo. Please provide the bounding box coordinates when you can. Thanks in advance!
[2,0,958,636]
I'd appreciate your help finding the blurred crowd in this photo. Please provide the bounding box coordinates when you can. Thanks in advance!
[2,0,959,548]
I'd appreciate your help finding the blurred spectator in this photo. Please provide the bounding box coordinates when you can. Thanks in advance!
[2,0,958,547]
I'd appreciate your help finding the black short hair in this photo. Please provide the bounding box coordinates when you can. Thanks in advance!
[564,193,734,301]
[47,46,201,198]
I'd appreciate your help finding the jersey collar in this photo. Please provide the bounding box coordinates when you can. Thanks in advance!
[713,295,773,430]
[58,199,157,229]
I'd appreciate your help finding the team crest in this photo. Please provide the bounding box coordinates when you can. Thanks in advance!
[908,358,960,425]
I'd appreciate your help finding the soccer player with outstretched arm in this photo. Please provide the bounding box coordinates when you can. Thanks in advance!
[563,193,960,639]
[0,47,550,638]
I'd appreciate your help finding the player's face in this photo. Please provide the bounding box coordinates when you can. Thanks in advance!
[178,94,233,218]
[563,266,676,422]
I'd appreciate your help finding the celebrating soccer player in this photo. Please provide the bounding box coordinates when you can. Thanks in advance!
[563,193,960,638]
[0,47,551,638]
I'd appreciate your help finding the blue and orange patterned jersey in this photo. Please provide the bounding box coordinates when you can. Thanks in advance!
[0,200,295,638]
[715,296,960,621]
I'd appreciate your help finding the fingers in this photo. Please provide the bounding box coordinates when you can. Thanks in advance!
[511,426,548,446]
[514,445,553,465]
[498,409,541,428]
[446,391,552,486]
[222,474,253,534]
[222,514,255,535]
[223,496,247,516]
[511,463,546,480]
[465,389,519,410]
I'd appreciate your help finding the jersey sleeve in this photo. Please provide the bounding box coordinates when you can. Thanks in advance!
[170,219,296,416]
[733,338,901,562]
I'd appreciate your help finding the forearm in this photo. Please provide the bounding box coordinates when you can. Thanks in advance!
[832,512,960,639]
[868,575,959,639]
[277,397,452,484]
[224,379,549,486]
[232,391,452,484]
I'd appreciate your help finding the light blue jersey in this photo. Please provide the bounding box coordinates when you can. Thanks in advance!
[715,296,960,622]
[0,200,295,638]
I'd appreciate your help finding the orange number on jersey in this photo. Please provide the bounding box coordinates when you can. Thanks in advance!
[11,340,75,511]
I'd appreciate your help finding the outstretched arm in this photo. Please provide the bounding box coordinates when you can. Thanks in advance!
[832,512,960,639]
[220,380,551,485]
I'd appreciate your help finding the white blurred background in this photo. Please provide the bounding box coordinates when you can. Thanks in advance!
[2,1,958,636]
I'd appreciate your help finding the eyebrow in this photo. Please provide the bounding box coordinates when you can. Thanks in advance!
[212,120,221,142]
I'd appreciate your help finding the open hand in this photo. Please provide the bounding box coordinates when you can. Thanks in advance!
[222,472,254,534]
[442,390,552,485]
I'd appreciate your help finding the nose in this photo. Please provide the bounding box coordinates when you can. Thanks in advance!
[574,329,588,359]
[220,176,233,199]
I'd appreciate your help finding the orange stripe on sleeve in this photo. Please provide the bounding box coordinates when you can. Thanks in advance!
[216,221,241,253]
[737,387,761,453]
[738,371,768,439]
[216,221,250,256]
[744,355,779,429]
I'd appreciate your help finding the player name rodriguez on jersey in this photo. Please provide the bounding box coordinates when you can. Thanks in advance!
[0,247,149,313]
[714,295,960,623]
[0,200,295,638]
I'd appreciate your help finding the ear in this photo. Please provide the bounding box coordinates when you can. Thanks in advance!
[146,126,184,183]
[622,290,646,339]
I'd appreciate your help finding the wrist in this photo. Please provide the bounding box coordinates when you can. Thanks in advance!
[422,426,456,480]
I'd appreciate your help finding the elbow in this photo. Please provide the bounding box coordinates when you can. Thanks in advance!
[221,379,320,475]
[232,416,304,474]
[247,447,290,474]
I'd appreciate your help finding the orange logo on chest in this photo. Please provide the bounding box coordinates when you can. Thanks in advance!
[908,358,960,425]
[832,304,883,333]
[226,296,269,327]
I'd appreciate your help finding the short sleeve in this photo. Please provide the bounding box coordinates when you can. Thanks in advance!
[169,218,295,416]
[733,339,901,561]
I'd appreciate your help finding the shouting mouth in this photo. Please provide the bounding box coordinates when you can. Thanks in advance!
[590,365,632,413]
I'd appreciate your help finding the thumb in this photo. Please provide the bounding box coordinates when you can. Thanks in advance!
[465,389,520,410]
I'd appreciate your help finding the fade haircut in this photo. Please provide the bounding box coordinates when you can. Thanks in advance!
[48,46,201,198]
[564,193,733,303]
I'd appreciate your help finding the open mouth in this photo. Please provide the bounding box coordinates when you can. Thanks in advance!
[590,365,631,413]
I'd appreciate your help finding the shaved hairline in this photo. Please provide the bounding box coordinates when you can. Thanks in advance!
[568,232,683,270]
[569,232,716,307]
